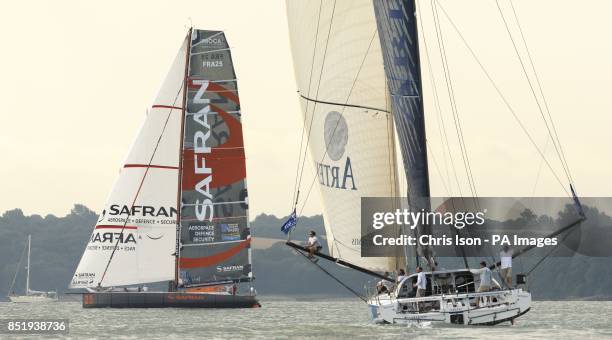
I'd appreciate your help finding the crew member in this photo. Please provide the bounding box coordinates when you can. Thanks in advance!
[377,272,393,294]
[472,261,492,292]
[414,266,427,297]
[500,245,513,288]
[305,230,322,262]
[471,261,493,307]
[396,269,407,284]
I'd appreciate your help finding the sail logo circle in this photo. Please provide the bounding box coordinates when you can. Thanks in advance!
[324,111,348,161]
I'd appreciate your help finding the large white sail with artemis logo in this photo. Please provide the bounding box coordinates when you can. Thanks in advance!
[287,0,402,272]
[70,38,188,288]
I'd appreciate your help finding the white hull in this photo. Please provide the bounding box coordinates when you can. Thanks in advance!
[369,288,531,325]
[9,295,58,303]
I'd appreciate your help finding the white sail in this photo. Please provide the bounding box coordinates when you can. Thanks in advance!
[287,0,400,272]
[70,38,188,288]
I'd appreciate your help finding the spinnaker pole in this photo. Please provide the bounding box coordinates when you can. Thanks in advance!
[286,241,394,282]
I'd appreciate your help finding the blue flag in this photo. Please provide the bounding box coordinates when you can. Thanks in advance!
[281,209,297,235]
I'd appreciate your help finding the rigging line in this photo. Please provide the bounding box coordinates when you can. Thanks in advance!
[298,29,378,216]
[531,137,551,199]
[495,0,573,186]
[387,114,403,265]
[332,238,361,254]
[333,239,343,259]
[433,0,571,198]
[387,112,393,197]
[417,0,456,197]
[295,0,338,210]
[98,81,184,287]
[386,114,399,253]
[175,28,193,284]
[385,77,398,199]
[387,79,411,270]
[431,1,479,203]
[525,224,580,277]
[427,141,451,196]
[295,247,367,302]
[508,0,575,187]
[7,239,28,295]
[432,1,478,202]
[338,30,378,117]
[292,0,324,209]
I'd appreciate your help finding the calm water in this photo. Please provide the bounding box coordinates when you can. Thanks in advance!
[1,299,611,339]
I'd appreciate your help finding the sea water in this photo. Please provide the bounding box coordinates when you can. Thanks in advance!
[0,299,611,339]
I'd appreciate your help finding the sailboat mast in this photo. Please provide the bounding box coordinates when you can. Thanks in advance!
[373,0,433,269]
[174,28,193,287]
[26,234,31,295]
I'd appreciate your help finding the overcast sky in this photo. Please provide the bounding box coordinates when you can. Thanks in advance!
[1,0,611,219]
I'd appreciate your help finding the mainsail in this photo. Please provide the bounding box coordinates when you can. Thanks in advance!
[71,29,252,289]
[177,30,252,287]
[286,0,402,272]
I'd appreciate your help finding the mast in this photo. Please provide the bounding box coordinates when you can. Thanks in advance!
[26,234,31,295]
[174,28,193,289]
[373,0,434,269]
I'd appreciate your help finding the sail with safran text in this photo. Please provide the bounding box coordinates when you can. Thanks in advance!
[70,29,253,292]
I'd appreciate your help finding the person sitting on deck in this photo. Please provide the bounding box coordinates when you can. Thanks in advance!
[377,272,393,294]
[305,230,322,262]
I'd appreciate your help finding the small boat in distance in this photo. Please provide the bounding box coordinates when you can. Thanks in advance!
[69,28,258,308]
[8,235,58,303]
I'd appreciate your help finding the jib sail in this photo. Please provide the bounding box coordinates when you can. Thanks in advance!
[177,30,252,287]
[70,36,188,289]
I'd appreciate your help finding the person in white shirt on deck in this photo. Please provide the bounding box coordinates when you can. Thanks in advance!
[471,261,493,307]
[305,230,322,262]
[413,266,427,298]
[499,245,513,287]
[471,261,493,292]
